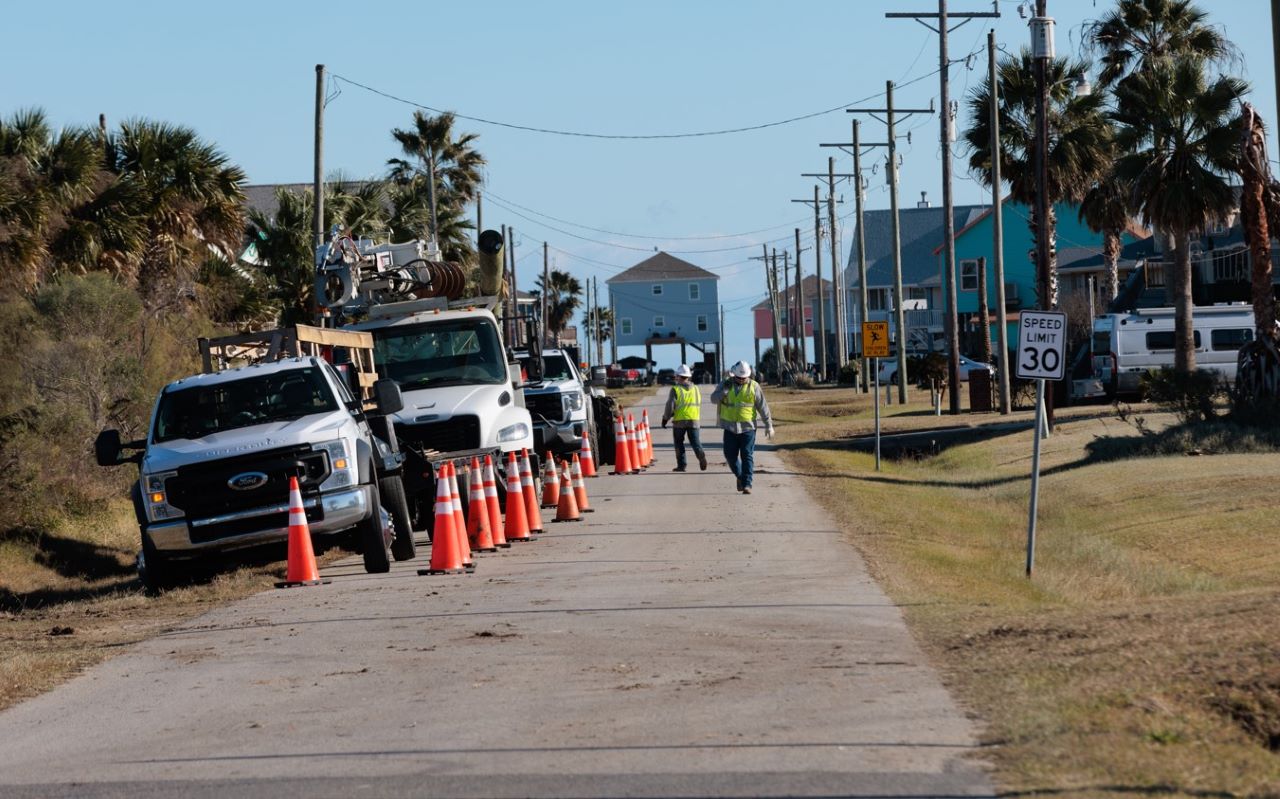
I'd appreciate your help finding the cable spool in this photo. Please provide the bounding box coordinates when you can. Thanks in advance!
[402,259,467,300]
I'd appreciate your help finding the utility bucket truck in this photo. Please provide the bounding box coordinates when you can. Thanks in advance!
[314,227,537,532]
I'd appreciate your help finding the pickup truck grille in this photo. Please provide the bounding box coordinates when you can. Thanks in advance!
[164,445,330,521]
[396,415,480,456]
[524,393,565,424]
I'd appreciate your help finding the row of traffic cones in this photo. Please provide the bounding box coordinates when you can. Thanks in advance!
[610,409,656,475]
[278,433,607,586]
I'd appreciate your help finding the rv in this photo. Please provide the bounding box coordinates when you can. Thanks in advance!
[1085,304,1254,398]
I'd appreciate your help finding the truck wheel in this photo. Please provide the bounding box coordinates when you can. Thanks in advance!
[380,475,416,561]
[139,533,182,593]
[358,480,391,574]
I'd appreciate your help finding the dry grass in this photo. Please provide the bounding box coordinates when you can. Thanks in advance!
[774,387,1280,798]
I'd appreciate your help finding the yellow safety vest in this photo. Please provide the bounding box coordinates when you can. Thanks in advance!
[672,384,701,422]
[719,381,757,424]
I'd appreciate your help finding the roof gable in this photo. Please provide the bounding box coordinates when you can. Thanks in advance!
[607,252,719,284]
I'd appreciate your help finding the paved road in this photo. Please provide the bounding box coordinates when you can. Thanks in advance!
[0,391,993,798]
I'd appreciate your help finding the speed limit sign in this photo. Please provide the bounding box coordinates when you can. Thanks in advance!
[1016,310,1068,380]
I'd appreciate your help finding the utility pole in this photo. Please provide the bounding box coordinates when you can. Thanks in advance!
[476,191,482,243]
[990,28,1012,414]
[542,241,550,346]
[595,276,604,366]
[719,304,726,378]
[849,84,933,404]
[609,290,617,365]
[764,245,784,383]
[313,64,325,251]
[783,250,793,365]
[888,1,1000,413]
[827,158,846,373]
[853,121,871,393]
[791,191,827,379]
[795,227,807,369]
[583,276,591,360]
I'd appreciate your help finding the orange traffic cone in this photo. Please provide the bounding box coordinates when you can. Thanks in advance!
[504,452,533,542]
[418,467,465,575]
[553,461,582,522]
[635,414,650,467]
[611,414,632,475]
[447,462,474,571]
[276,476,328,588]
[467,459,496,552]
[540,451,560,508]
[625,414,642,471]
[483,455,509,548]
[571,454,593,513]
[520,449,542,534]
[579,432,598,477]
[642,409,656,465]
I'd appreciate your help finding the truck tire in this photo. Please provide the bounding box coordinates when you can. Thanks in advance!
[380,475,416,561]
[139,533,182,593]
[358,480,391,574]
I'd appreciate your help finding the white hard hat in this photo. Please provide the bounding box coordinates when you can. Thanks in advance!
[729,360,752,378]
[675,364,692,378]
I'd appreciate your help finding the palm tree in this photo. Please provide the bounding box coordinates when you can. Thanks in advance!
[585,305,613,347]
[1078,167,1130,303]
[387,179,474,265]
[1234,103,1277,345]
[534,270,582,343]
[964,49,1112,309]
[1087,0,1235,91]
[1112,59,1246,372]
[387,111,484,264]
[246,187,317,325]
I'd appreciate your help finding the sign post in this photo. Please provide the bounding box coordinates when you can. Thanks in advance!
[862,321,890,472]
[1015,310,1067,578]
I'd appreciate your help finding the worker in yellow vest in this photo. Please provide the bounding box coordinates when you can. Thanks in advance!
[660,364,707,472]
[710,360,773,494]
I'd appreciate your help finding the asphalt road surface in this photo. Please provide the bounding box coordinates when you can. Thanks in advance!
[0,390,993,798]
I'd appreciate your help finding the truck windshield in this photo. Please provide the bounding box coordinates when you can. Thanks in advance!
[153,367,338,443]
[520,353,572,380]
[373,318,507,390]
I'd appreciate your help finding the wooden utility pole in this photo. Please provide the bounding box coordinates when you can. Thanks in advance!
[583,275,591,360]
[609,291,617,365]
[887,1,1000,411]
[795,227,807,370]
[765,245,784,383]
[852,121,870,392]
[476,191,482,243]
[595,276,604,366]
[990,28,1012,414]
[313,64,325,251]
[790,190,827,379]
[542,241,550,345]
[827,158,846,372]
[783,250,793,365]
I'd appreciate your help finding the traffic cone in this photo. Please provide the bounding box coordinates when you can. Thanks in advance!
[571,454,593,513]
[450,462,475,571]
[483,455,508,548]
[642,409,656,465]
[504,453,533,541]
[419,467,464,574]
[467,459,496,552]
[520,449,543,534]
[553,460,582,522]
[625,414,642,471]
[541,450,560,508]
[276,476,327,588]
[635,414,650,467]
[579,432,598,477]
[611,414,633,475]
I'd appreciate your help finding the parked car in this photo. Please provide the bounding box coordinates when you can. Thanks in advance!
[877,354,994,385]
[656,368,676,385]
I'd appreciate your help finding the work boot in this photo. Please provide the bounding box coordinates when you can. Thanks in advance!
[742,486,752,495]
[697,452,707,471]
[672,465,686,472]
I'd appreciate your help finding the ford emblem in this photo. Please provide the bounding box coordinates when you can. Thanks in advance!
[228,471,269,491]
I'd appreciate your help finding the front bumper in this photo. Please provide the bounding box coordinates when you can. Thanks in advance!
[532,420,585,456]
[144,485,373,557]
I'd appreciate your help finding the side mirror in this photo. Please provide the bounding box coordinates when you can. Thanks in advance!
[373,378,403,415]
[95,429,122,467]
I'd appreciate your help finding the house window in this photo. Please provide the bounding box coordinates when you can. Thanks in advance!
[689,283,700,300]
[960,259,979,291]
[652,284,663,296]
[620,318,632,335]
[653,315,665,328]
[906,287,926,300]
[868,289,887,311]
[697,314,708,332]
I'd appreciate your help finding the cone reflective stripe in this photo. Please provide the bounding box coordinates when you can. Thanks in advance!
[467,459,496,552]
[571,454,593,513]
[504,452,533,541]
[540,450,560,508]
[642,409,656,465]
[419,467,464,574]
[625,415,641,472]
[611,415,633,475]
[579,432,598,477]
[446,462,474,571]
[553,460,582,522]
[519,449,542,533]
[276,476,325,587]
[482,456,509,548]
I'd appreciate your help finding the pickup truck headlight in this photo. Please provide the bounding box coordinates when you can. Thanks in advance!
[142,471,182,522]
[497,422,530,443]
[317,438,358,492]
[563,392,584,413]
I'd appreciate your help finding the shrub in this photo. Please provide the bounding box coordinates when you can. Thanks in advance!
[837,362,859,386]
[1141,367,1222,424]
[792,375,814,390]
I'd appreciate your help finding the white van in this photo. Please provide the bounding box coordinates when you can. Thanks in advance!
[1089,304,1254,397]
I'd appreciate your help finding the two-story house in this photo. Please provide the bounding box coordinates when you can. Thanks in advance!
[751,274,834,368]
[606,252,721,374]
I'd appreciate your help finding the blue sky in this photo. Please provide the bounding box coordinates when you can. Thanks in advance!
[5,1,1274,369]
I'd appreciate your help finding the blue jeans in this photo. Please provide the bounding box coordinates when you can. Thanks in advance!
[722,428,756,489]
[672,425,704,469]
